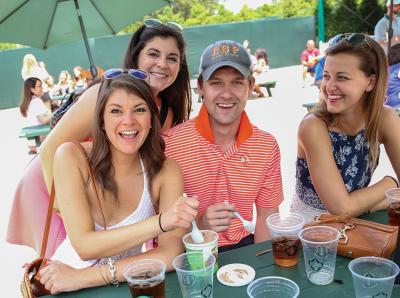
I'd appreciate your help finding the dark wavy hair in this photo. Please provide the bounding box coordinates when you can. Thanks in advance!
[20,77,41,117]
[314,34,388,169]
[124,24,191,125]
[388,43,400,66]
[88,74,165,202]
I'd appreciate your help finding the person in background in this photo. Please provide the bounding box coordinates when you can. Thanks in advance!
[55,70,74,96]
[164,40,284,253]
[300,40,320,87]
[253,48,270,97]
[72,66,89,92]
[374,0,400,48]
[313,55,326,89]
[7,18,192,259]
[37,72,198,294]
[291,33,400,223]
[19,77,51,154]
[386,43,400,108]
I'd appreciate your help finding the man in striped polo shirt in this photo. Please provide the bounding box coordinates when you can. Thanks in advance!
[164,40,284,252]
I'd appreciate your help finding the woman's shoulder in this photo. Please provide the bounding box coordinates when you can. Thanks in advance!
[298,113,327,135]
[54,141,92,164]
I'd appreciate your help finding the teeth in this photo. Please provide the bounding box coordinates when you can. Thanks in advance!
[217,103,234,108]
[328,95,342,100]
[120,130,138,136]
[150,72,167,78]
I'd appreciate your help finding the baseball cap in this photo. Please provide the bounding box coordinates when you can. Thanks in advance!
[198,40,252,81]
[387,0,400,6]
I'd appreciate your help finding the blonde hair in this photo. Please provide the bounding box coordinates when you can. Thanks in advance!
[21,54,38,79]
[313,35,388,170]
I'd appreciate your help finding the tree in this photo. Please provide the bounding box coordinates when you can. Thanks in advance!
[358,0,385,34]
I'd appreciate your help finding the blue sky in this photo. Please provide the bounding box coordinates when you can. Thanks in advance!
[220,0,272,13]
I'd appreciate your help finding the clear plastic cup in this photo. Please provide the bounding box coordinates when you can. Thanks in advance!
[183,230,219,273]
[299,226,340,285]
[246,276,300,298]
[348,256,400,298]
[122,259,166,298]
[266,213,305,268]
[385,188,400,226]
[173,251,215,298]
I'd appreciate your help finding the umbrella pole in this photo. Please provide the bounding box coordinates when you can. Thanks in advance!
[74,0,98,79]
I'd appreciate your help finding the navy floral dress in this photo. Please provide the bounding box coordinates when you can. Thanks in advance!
[294,129,377,215]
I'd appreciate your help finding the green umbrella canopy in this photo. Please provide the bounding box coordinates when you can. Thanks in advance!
[0,0,169,77]
[0,0,169,49]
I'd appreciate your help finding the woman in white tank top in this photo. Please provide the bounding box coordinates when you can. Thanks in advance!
[38,72,199,294]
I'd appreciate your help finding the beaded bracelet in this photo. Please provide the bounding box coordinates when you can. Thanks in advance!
[107,258,119,287]
[159,212,167,233]
[97,263,110,286]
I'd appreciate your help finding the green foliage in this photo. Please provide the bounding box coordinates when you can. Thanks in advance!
[358,0,385,34]
[0,43,20,51]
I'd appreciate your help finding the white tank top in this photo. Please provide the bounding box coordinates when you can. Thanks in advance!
[52,158,156,269]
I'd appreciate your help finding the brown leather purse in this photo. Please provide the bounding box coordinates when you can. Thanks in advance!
[20,182,55,298]
[304,213,399,259]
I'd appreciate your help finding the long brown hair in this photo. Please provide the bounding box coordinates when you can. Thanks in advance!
[19,77,41,117]
[88,74,165,202]
[124,24,191,125]
[313,34,388,169]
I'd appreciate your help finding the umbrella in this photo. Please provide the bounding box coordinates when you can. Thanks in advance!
[0,0,170,78]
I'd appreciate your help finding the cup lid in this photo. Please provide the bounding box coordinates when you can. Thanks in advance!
[217,263,255,287]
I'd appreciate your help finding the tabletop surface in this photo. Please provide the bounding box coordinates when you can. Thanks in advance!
[46,211,400,297]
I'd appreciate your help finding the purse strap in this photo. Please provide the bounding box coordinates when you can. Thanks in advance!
[38,142,108,259]
[314,213,351,224]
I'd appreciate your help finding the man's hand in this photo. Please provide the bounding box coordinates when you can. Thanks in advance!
[198,202,236,232]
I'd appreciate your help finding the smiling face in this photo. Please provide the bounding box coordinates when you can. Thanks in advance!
[137,36,180,96]
[321,53,375,115]
[199,67,254,129]
[103,88,152,156]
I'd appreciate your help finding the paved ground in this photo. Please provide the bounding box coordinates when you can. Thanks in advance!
[1,65,394,296]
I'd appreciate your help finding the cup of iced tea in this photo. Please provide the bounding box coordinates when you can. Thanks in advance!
[266,213,305,268]
[386,188,400,226]
[123,259,166,298]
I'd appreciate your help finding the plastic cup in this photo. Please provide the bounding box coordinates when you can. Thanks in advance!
[246,276,300,298]
[183,230,219,273]
[348,256,400,298]
[385,188,400,226]
[266,212,305,268]
[122,259,166,298]
[173,251,216,298]
[299,226,340,285]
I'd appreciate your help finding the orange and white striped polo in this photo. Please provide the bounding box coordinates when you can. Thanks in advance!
[164,105,283,247]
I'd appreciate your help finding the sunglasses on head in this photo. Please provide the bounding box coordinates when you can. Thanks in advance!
[143,18,183,32]
[103,68,149,81]
[329,33,373,49]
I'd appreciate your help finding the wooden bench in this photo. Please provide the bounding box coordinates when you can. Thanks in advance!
[258,80,277,97]
[19,124,51,147]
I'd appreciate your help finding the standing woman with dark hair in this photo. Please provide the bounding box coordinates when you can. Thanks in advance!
[19,77,51,153]
[386,43,400,108]
[7,19,192,258]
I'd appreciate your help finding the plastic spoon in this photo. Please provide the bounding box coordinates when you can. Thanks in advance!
[183,193,204,243]
[224,200,255,233]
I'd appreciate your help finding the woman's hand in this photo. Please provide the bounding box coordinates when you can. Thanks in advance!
[39,260,83,294]
[161,195,199,231]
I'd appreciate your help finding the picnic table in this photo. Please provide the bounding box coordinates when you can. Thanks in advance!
[19,124,51,147]
[45,211,400,298]
[258,80,277,97]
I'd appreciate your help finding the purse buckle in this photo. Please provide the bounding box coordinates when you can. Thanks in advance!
[338,223,355,245]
